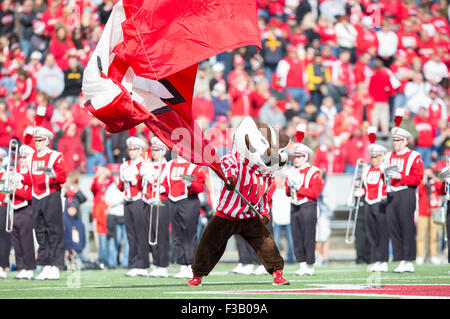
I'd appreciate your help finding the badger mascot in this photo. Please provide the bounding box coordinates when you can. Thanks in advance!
[186,117,290,286]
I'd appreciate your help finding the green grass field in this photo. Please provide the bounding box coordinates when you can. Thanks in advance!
[1,262,449,299]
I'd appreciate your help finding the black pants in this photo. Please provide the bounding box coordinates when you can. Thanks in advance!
[290,202,317,265]
[0,206,11,268]
[148,199,171,268]
[12,206,36,270]
[355,202,371,264]
[364,201,389,263]
[386,188,417,262]
[235,211,273,265]
[32,191,65,267]
[170,196,200,265]
[124,199,150,269]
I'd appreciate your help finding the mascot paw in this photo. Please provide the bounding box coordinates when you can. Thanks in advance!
[225,177,236,191]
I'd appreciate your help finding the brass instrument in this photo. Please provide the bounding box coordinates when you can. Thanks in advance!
[148,146,165,246]
[345,158,366,245]
[3,139,19,233]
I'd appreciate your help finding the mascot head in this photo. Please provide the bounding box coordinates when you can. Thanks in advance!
[233,117,290,173]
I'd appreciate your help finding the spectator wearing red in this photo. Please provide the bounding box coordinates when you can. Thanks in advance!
[390,50,414,116]
[0,98,13,149]
[313,138,346,174]
[397,19,420,52]
[343,126,369,173]
[417,30,436,65]
[41,0,64,35]
[355,17,378,58]
[430,3,450,35]
[368,58,392,133]
[15,104,35,145]
[57,122,86,173]
[276,44,308,110]
[227,55,249,90]
[267,15,291,39]
[6,87,27,121]
[287,24,308,49]
[81,117,107,174]
[14,68,37,105]
[427,86,447,129]
[353,51,374,89]
[49,25,75,71]
[192,87,214,124]
[316,14,337,52]
[348,82,373,125]
[413,106,436,169]
[270,72,291,112]
[207,115,232,156]
[333,98,359,139]
[328,49,354,111]
[321,44,338,72]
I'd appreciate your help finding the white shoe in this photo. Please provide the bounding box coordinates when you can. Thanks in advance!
[430,257,441,265]
[303,264,315,276]
[148,267,168,278]
[403,261,415,273]
[174,265,193,279]
[231,263,244,274]
[0,267,6,279]
[368,262,379,272]
[47,266,60,280]
[125,268,141,277]
[240,264,254,275]
[415,257,424,265]
[393,261,406,273]
[377,262,388,272]
[252,265,268,275]
[35,265,51,280]
[294,262,306,276]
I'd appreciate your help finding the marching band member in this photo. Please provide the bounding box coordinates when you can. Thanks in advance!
[437,157,449,274]
[11,145,35,279]
[354,127,389,272]
[164,155,206,279]
[118,136,149,277]
[141,137,171,278]
[286,124,324,276]
[384,109,424,273]
[25,127,67,280]
[0,149,10,279]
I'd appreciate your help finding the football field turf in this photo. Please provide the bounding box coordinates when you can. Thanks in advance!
[0,263,449,299]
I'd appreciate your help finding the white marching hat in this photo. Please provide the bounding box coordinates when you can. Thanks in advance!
[367,126,387,156]
[368,143,387,157]
[126,136,147,150]
[150,136,168,151]
[19,144,35,157]
[33,126,54,141]
[291,123,313,159]
[391,108,412,140]
[0,148,6,158]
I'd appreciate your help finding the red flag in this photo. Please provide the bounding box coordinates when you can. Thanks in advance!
[81,0,261,181]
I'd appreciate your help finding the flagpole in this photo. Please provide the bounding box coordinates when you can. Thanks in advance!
[233,188,263,220]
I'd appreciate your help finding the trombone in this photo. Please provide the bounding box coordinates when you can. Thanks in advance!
[148,146,165,246]
[3,139,19,233]
[345,158,366,245]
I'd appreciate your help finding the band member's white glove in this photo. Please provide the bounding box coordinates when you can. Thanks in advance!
[140,161,153,177]
[123,166,138,185]
[353,188,364,198]
[386,170,401,179]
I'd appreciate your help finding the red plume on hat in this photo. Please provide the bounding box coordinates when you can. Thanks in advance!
[296,123,307,143]
[367,126,377,144]
[394,108,404,127]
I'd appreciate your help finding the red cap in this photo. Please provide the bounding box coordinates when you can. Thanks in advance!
[233,55,245,66]
[431,3,440,11]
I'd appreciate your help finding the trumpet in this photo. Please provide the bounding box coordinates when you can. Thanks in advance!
[148,146,165,246]
[3,139,19,233]
[345,158,366,245]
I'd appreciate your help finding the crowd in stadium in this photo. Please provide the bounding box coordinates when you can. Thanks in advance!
[0,0,449,275]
